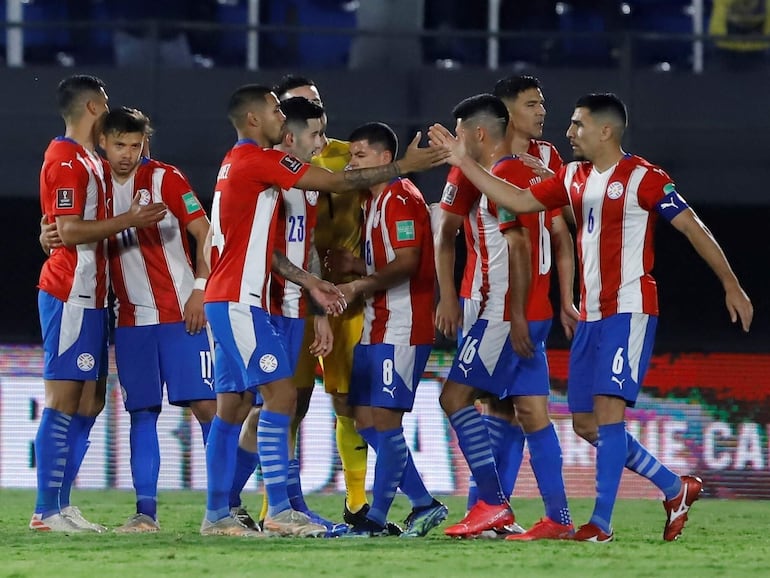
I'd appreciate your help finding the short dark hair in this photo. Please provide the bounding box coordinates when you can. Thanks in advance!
[280,97,325,132]
[452,93,509,139]
[273,74,316,100]
[227,84,274,127]
[492,75,542,101]
[56,74,106,119]
[348,122,398,158]
[575,93,628,127]
[102,107,153,137]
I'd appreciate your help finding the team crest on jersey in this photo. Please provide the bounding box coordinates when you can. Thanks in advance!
[138,189,152,206]
[441,182,458,206]
[76,353,95,372]
[305,190,319,206]
[280,154,303,174]
[606,181,624,200]
[56,188,75,209]
[259,354,279,373]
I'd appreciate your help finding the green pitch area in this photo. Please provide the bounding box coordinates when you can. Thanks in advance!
[2,490,768,578]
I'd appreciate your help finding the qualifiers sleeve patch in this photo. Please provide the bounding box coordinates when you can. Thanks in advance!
[280,154,304,174]
[441,182,457,205]
[396,220,415,241]
[497,207,517,225]
[182,191,202,214]
[56,188,75,209]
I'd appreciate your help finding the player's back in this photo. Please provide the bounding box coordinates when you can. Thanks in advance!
[38,138,109,308]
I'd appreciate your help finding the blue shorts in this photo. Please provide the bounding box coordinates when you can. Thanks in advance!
[568,313,658,412]
[38,290,108,381]
[205,302,293,395]
[447,318,552,399]
[269,314,305,373]
[457,297,481,344]
[114,322,217,411]
[348,343,431,412]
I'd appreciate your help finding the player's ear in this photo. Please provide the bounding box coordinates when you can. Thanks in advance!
[98,133,107,149]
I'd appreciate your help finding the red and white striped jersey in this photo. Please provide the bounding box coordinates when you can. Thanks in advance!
[205,140,310,308]
[38,137,110,308]
[531,154,673,321]
[491,157,561,322]
[108,158,207,327]
[361,178,434,346]
[269,186,319,318]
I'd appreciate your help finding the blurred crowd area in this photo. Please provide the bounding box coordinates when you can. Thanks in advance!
[2,0,769,71]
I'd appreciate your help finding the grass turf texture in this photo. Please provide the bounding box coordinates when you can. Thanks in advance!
[1,490,768,577]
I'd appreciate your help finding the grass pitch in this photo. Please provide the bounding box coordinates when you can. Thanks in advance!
[1,490,768,578]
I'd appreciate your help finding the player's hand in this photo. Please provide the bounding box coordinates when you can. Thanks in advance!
[397,131,450,173]
[509,315,535,359]
[39,215,63,254]
[427,122,466,167]
[183,287,206,334]
[725,284,753,332]
[307,277,347,316]
[335,281,362,309]
[518,152,555,180]
[128,192,167,228]
[324,247,360,276]
[560,303,579,340]
[309,315,334,357]
[435,297,462,340]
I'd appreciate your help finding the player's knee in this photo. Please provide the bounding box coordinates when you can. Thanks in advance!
[572,417,597,443]
[190,399,216,423]
[439,381,473,415]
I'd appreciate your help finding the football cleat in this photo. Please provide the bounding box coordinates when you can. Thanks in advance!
[663,475,703,541]
[342,518,391,538]
[444,500,514,538]
[114,513,160,534]
[263,509,326,538]
[230,506,258,531]
[302,509,349,538]
[476,522,527,539]
[573,522,614,543]
[60,506,108,533]
[200,515,264,537]
[29,512,87,533]
[343,503,401,535]
[401,499,449,538]
[505,517,574,541]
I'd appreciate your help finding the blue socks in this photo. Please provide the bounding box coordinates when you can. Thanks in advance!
[625,432,681,500]
[449,407,505,505]
[229,447,259,509]
[258,410,291,517]
[590,422,627,533]
[287,458,309,512]
[367,428,408,527]
[526,423,571,526]
[34,408,72,517]
[59,413,95,508]
[199,420,212,445]
[205,416,241,522]
[130,410,161,520]
[468,417,525,508]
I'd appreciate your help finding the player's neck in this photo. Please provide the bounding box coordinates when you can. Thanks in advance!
[370,182,387,197]
[64,122,96,152]
[479,141,508,170]
[112,168,138,186]
[591,147,626,173]
[508,132,531,156]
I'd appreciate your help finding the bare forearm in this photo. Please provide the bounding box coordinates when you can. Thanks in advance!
[458,156,544,215]
[435,235,459,302]
[552,228,575,305]
[335,162,402,192]
[508,238,531,319]
[683,219,741,289]
[272,250,315,289]
[58,213,133,246]
[352,259,416,297]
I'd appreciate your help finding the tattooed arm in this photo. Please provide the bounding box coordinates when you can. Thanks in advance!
[272,250,346,315]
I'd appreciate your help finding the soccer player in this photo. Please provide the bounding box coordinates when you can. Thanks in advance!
[436,95,571,539]
[275,75,372,525]
[332,122,448,538]
[428,93,754,542]
[227,97,345,536]
[92,107,217,533]
[201,84,445,537]
[33,75,166,532]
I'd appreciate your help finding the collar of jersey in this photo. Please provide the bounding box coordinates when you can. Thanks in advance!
[235,138,259,147]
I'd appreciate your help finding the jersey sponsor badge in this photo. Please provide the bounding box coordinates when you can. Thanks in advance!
[441,182,458,205]
[280,154,303,174]
[305,190,319,206]
[497,207,517,224]
[56,188,75,209]
[396,219,415,241]
[182,191,202,214]
[606,181,624,199]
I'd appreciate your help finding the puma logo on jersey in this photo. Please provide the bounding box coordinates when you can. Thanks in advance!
[660,198,678,210]
[382,385,396,399]
[458,364,471,378]
[572,182,584,193]
[611,376,625,389]
[60,160,73,169]
[396,194,409,205]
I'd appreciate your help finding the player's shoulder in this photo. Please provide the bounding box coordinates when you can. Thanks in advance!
[390,178,425,202]
[528,139,560,155]
[44,137,83,164]
[626,154,672,182]
[142,158,191,182]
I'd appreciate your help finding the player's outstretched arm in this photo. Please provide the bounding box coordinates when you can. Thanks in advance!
[295,132,449,194]
[272,250,346,316]
[182,215,211,335]
[551,213,579,339]
[434,209,463,339]
[57,192,167,246]
[428,123,546,216]
[670,208,753,332]
[505,227,534,358]
[336,247,420,306]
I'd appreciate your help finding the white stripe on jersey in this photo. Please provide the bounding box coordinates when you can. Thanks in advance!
[478,195,510,321]
[627,312,649,383]
[239,188,279,305]
[279,187,309,318]
[59,301,85,356]
[228,302,258,365]
[617,166,649,314]
[466,203,483,301]
[394,345,417,392]
[537,143,552,169]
